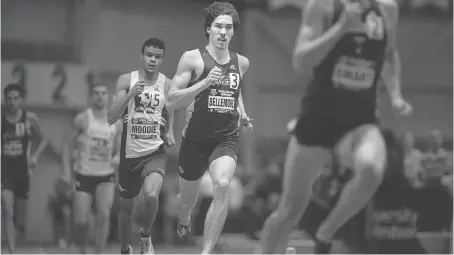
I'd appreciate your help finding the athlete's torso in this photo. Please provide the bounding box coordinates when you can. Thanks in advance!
[302,0,388,122]
[74,108,117,176]
[1,110,32,164]
[121,71,167,158]
[183,48,242,140]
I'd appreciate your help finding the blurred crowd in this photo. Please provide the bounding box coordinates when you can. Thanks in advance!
[45,126,452,249]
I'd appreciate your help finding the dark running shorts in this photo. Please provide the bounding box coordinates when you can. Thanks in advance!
[1,158,30,199]
[178,135,239,181]
[118,145,167,199]
[293,114,377,148]
[75,173,115,194]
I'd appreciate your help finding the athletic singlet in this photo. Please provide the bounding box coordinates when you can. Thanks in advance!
[74,109,117,176]
[301,0,387,122]
[182,48,241,140]
[1,110,31,163]
[121,71,167,158]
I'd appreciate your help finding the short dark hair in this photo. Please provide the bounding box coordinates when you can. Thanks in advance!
[141,38,165,54]
[92,83,108,92]
[4,83,26,97]
[203,1,240,38]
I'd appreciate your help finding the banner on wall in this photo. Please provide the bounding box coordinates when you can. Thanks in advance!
[1,61,91,107]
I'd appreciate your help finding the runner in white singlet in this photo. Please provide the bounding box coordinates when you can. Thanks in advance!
[108,38,175,255]
[61,84,121,254]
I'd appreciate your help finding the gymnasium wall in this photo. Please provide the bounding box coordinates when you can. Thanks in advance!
[1,0,452,242]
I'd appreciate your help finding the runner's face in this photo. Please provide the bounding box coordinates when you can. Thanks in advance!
[142,46,164,73]
[5,90,23,112]
[208,15,234,50]
[91,86,109,107]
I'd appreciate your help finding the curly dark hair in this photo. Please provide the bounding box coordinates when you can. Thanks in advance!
[203,1,240,38]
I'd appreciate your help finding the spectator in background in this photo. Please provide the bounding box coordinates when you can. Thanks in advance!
[402,132,425,188]
[242,156,283,240]
[421,130,451,187]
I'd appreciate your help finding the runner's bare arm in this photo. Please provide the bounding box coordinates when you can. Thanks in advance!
[61,112,87,178]
[293,0,345,74]
[237,54,250,119]
[164,77,176,137]
[380,0,402,102]
[166,50,209,111]
[28,112,48,161]
[112,121,123,159]
[108,73,133,124]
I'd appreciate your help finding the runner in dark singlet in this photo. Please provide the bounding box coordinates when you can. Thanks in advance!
[1,83,48,253]
[259,0,412,253]
[166,2,252,254]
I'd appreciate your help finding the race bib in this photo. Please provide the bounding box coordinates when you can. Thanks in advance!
[88,137,110,162]
[332,63,375,90]
[131,118,159,140]
[3,140,23,156]
[208,96,235,111]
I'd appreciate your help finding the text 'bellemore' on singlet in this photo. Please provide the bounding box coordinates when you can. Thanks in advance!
[121,71,167,158]
[74,108,117,176]
[301,0,388,122]
[183,48,242,140]
[1,110,31,165]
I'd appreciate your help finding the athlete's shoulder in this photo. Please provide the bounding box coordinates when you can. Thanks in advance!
[181,49,202,63]
[74,110,89,129]
[116,72,132,88]
[236,54,250,74]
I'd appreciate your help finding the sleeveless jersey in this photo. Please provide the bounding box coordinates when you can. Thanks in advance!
[1,110,31,164]
[301,0,387,122]
[121,71,167,158]
[182,48,242,140]
[74,108,117,176]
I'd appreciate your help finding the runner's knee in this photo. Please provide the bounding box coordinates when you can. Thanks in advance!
[178,192,198,210]
[213,176,230,200]
[355,141,386,180]
[143,174,163,200]
[120,198,135,214]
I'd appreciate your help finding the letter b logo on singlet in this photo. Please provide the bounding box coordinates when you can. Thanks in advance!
[134,91,160,114]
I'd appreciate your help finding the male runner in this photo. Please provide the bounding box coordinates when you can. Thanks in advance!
[61,84,120,254]
[108,37,175,254]
[259,0,412,253]
[166,2,252,254]
[1,83,48,254]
